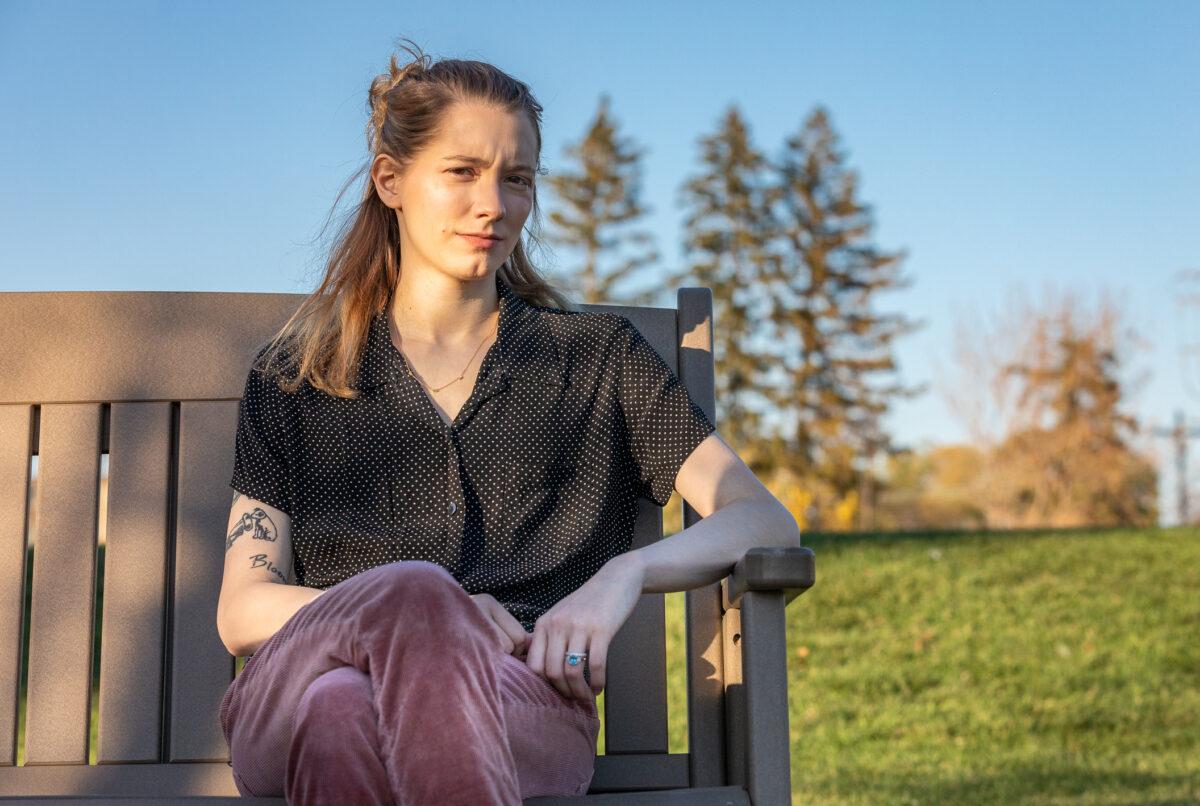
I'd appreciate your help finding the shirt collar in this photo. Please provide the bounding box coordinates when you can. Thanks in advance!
[354,271,563,394]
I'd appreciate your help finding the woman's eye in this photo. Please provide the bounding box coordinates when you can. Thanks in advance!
[448,168,530,187]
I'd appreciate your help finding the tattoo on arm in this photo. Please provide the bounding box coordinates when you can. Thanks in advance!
[248,553,288,584]
[226,506,278,552]
[232,491,243,507]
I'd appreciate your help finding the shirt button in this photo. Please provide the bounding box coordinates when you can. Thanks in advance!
[448,501,458,515]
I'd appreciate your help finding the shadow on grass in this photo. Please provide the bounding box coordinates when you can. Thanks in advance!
[814,762,1200,805]
[801,524,1188,550]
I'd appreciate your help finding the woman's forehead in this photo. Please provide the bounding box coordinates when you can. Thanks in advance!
[427,102,538,164]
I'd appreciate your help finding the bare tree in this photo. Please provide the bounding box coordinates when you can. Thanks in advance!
[939,284,1156,527]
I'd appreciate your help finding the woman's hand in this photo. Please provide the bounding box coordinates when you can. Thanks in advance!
[469,592,531,658]
[525,553,645,702]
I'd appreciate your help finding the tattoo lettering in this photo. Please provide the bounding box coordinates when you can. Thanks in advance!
[226,507,278,551]
[249,553,288,584]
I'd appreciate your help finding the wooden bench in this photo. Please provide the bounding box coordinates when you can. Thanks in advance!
[0,287,815,804]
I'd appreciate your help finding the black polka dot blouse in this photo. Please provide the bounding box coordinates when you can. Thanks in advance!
[229,272,716,632]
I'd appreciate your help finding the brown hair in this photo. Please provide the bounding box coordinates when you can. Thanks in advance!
[257,37,575,397]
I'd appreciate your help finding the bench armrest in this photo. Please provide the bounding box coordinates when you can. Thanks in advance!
[721,545,815,611]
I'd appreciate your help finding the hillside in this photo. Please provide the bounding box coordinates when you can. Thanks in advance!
[634,527,1200,804]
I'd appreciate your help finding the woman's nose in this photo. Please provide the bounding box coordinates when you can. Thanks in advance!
[472,178,505,219]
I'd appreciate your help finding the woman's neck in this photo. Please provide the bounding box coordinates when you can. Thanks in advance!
[389,270,499,347]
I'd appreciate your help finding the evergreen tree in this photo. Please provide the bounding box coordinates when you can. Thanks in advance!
[766,105,924,497]
[545,94,659,305]
[674,106,779,457]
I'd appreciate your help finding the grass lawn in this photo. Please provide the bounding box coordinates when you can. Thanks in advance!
[653,526,1199,805]
[17,527,1200,804]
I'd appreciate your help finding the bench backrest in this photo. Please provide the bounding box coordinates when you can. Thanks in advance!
[0,288,727,796]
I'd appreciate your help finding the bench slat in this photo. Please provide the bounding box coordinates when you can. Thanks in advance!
[0,405,34,766]
[585,306,679,755]
[675,287,726,788]
[96,402,174,762]
[24,404,102,765]
[0,753,708,799]
[0,292,298,405]
[605,499,670,753]
[166,400,241,762]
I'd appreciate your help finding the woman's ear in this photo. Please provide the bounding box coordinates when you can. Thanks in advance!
[371,153,403,210]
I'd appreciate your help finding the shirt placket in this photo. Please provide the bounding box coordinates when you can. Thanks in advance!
[445,429,465,531]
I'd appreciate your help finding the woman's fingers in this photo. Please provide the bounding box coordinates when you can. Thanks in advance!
[530,621,598,702]
[563,628,592,702]
[526,622,547,678]
[469,593,522,654]
[584,632,609,696]
[544,627,571,700]
[486,597,529,655]
[500,621,531,657]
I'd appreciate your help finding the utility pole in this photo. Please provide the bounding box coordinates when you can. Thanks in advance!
[1152,410,1200,525]
[1167,269,1200,525]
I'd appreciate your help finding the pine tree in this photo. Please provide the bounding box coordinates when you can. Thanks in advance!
[766,105,924,498]
[545,94,659,305]
[674,106,779,457]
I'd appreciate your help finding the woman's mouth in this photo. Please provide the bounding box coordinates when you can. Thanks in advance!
[460,233,503,249]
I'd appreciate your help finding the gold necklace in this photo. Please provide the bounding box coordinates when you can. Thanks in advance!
[399,312,499,393]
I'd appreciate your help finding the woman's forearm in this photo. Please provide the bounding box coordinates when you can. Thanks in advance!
[615,497,803,594]
[220,581,326,657]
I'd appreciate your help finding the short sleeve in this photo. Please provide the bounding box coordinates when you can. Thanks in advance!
[614,318,717,507]
[229,348,296,516]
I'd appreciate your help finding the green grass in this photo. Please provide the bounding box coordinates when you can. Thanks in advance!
[18,528,1200,804]
[768,526,1200,804]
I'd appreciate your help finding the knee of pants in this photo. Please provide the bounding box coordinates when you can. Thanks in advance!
[340,561,497,650]
[293,666,377,746]
[354,560,470,614]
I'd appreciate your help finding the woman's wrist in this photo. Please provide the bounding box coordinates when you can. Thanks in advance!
[602,550,646,593]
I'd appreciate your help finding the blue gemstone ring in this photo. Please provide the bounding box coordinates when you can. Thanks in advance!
[565,651,588,667]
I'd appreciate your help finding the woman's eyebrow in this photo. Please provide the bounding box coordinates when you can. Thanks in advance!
[442,154,534,173]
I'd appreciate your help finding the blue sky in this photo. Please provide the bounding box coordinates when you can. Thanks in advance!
[2,1,1198,520]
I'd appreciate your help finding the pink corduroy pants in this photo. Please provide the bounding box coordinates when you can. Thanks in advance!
[218,560,601,804]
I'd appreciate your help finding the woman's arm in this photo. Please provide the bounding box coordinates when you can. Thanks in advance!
[221,582,325,657]
[216,493,326,657]
[612,432,802,594]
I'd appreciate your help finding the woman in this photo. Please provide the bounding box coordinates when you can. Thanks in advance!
[217,39,802,805]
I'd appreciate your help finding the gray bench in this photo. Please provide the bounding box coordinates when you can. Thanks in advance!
[0,287,815,804]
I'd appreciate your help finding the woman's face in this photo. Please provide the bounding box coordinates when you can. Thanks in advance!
[381,100,538,284]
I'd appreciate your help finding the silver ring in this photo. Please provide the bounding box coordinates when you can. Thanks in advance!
[564,651,588,667]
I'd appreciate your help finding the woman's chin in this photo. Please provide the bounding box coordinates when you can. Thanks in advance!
[428,258,499,282]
